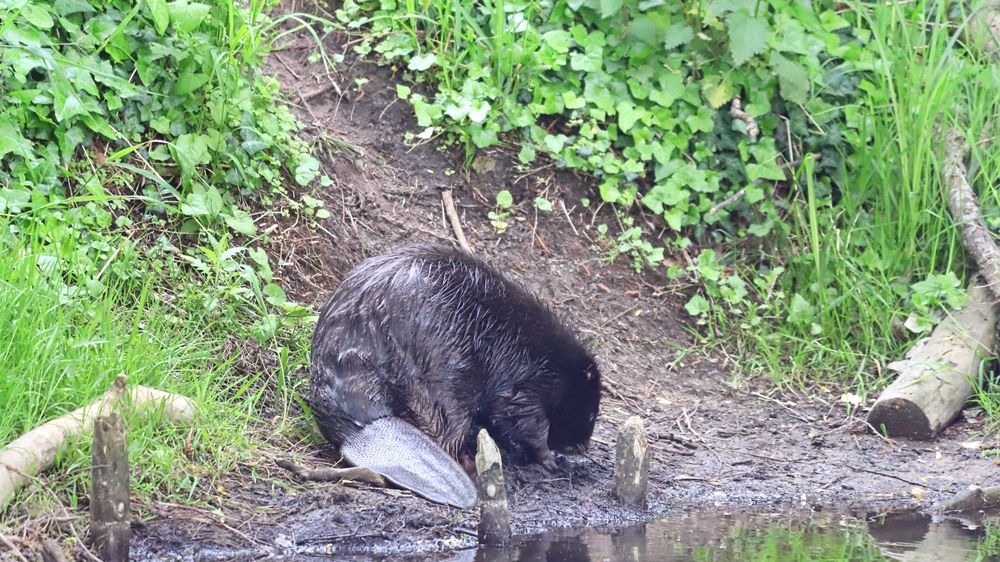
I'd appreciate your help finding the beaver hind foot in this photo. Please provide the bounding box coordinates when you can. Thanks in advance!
[341,417,477,509]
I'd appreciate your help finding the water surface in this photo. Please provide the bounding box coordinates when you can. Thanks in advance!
[454,510,999,562]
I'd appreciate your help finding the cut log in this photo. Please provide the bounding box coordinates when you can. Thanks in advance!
[0,375,196,510]
[475,429,509,546]
[867,282,996,439]
[612,416,650,508]
[90,413,130,562]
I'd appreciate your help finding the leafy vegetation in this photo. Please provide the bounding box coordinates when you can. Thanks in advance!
[341,0,1000,410]
[0,0,323,512]
[342,0,857,241]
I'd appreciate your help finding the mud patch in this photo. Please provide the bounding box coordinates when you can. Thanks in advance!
[125,23,1000,562]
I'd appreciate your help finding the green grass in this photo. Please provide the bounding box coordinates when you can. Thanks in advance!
[0,227,292,514]
[726,0,1000,396]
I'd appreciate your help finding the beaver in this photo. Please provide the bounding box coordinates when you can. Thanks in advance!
[309,242,602,508]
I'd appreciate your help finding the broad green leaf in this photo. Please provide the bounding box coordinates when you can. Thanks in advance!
[147,0,170,34]
[518,144,536,164]
[663,23,694,50]
[51,80,87,122]
[166,0,210,33]
[173,133,211,177]
[685,294,710,316]
[544,134,568,153]
[600,0,623,18]
[702,79,732,109]
[173,70,209,96]
[22,4,54,29]
[408,53,436,71]
[294,156,321,186]
[495,190,513,208]
[396,84,411,99]
[727,9,768,66]
[180,184,223,217]
[0,119,32,159]
[617,102,643,132]
[787,293,816,325]
[542,30,574,53]
[224,208,257,235]
[770,52,809,104]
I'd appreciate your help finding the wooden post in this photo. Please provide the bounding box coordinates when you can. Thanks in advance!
[475,429,510,546]
[613,416,650,509]
[90,412,129,562]
[867,282,996,439]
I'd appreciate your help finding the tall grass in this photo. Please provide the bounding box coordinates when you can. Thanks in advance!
[741,0,989,391]
[0,230,268,511]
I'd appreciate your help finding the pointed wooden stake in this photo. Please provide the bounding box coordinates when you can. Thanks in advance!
[475,429,510,545]
[90,412,130,562]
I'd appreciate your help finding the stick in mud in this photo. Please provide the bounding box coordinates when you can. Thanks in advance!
[90,412,130,562]
[475,429,510,546]
[613,415,650,509]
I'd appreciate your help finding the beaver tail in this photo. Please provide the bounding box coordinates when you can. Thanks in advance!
[310,352,477,509]
[341,416,477,509]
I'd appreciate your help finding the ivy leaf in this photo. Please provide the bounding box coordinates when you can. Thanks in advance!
[702,78,733,109]
[294,156,320,186]
[544,134,568,154]
[518,143,536,164]
[685,295,710,316]
[770,52,809,104]
[663,23,694,51]
[618,102,643,132]
[542,30,574,53]
[727,9,769,66]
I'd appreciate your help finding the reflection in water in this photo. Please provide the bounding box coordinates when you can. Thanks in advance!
[447,510,999,562]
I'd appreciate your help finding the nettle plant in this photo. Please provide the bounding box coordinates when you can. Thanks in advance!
[341,0,866,244]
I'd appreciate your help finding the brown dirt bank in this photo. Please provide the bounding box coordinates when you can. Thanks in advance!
[129,26,1000,562]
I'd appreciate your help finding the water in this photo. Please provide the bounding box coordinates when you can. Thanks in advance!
[451,510,1000,562]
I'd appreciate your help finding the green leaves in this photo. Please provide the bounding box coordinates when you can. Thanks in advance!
[166,0,210,33]
[147,0,170,34]
[727,9,769,66]
[600,0,624,18]
[770,52,810,104]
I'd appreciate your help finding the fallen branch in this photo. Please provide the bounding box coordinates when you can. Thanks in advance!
[730,97,759,138]
[441,190,473,253]
[943,126,1000,300]
[0,375,196,510]
[275,459,386,487]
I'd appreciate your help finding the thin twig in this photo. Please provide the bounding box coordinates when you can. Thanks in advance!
[0,535,27,562]
[707,186,748,215]
[441,190,472,253]
[559,199,580,236]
